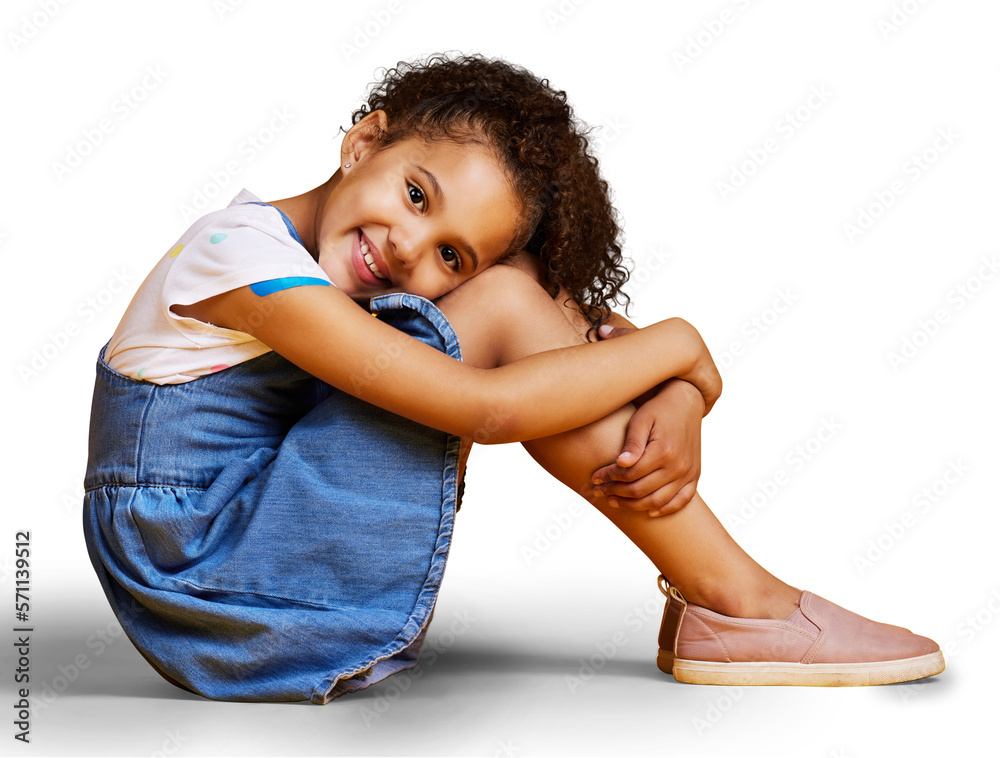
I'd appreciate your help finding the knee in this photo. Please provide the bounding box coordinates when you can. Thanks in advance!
[435,262,584,367]
[436,263,554,321]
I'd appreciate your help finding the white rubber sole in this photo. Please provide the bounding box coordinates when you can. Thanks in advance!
[665,650,945,687]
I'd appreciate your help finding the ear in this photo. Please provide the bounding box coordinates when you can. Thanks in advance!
[341,110,389,168]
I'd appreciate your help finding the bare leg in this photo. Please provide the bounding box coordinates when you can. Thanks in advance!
[522,421,800,620]
[435,266,800,620]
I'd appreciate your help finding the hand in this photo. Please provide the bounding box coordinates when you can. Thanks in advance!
[589,378,704,516]
[685,342,723,416]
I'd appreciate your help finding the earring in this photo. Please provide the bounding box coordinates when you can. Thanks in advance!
[344,162,351,168]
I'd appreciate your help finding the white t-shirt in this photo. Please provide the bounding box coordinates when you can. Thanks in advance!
[106,189,332,384]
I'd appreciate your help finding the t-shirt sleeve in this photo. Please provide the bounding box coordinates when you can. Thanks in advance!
[160,204,332,345]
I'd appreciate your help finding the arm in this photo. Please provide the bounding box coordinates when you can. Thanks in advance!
[503,251,715,414]
[599,312,703,411]
[504,249,715,515]
[174,282,720,444]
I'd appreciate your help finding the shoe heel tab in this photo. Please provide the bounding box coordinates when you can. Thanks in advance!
[656,575,689,669]
[656,575,688,607]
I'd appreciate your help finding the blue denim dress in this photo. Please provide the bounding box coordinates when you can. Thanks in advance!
[82,293,463,703]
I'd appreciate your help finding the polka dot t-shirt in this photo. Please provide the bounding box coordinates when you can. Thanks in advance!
[105,189,332,384]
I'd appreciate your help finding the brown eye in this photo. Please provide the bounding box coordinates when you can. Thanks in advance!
[440,247,460,270]
[408,184,425,209]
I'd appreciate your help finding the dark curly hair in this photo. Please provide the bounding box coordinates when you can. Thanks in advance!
[349,53,630,336]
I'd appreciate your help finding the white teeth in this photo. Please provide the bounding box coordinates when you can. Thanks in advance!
[358,232,386,280]
[363,250,386,279]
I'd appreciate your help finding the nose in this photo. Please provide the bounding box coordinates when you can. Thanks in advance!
[387,223,432,270]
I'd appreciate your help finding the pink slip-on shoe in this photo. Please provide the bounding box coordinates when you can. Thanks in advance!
[655,576,945,686]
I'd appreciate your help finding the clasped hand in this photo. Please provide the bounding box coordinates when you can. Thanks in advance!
[590,326,712,517]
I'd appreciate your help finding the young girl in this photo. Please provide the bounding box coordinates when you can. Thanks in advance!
[83,54,943,703]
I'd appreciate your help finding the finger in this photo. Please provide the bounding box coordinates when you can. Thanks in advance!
[597,324,636,340]
[616,412,655,469]
[591,456,660,486]
[595,468,674,500]
[602,473,688,513]
[616,438,646,469]
[592,440,685,487]
[648,481,698,517]
[613,483,684,512]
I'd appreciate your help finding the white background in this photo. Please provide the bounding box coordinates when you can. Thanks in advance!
[2,1,998,756]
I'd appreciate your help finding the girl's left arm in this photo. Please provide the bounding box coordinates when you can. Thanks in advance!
[176,280,718,443]
[522,260,708,516]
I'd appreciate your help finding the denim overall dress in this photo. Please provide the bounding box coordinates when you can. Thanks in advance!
[82,293,463,703]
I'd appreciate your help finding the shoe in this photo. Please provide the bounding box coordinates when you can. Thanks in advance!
[655,575,945,686]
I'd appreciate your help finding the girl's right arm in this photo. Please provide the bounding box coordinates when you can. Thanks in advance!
[176,283,721,443]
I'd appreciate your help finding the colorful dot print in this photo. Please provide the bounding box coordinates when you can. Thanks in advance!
[210,364,229,373]
[168,244,184,258]
[210,233,228,244]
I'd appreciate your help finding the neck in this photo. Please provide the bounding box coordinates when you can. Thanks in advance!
[269,171,341,259]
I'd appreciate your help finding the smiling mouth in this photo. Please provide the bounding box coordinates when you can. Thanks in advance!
[359,230,388,281]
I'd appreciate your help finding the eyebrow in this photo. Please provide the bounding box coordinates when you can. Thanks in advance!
[415,163,480,271]
[415,164,443,208]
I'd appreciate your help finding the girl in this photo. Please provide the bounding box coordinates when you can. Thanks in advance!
[83,54,943,703]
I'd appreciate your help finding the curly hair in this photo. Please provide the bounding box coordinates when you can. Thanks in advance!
[349,53,630,336]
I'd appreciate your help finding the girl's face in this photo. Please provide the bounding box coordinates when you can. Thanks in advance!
[315,135,521,302]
